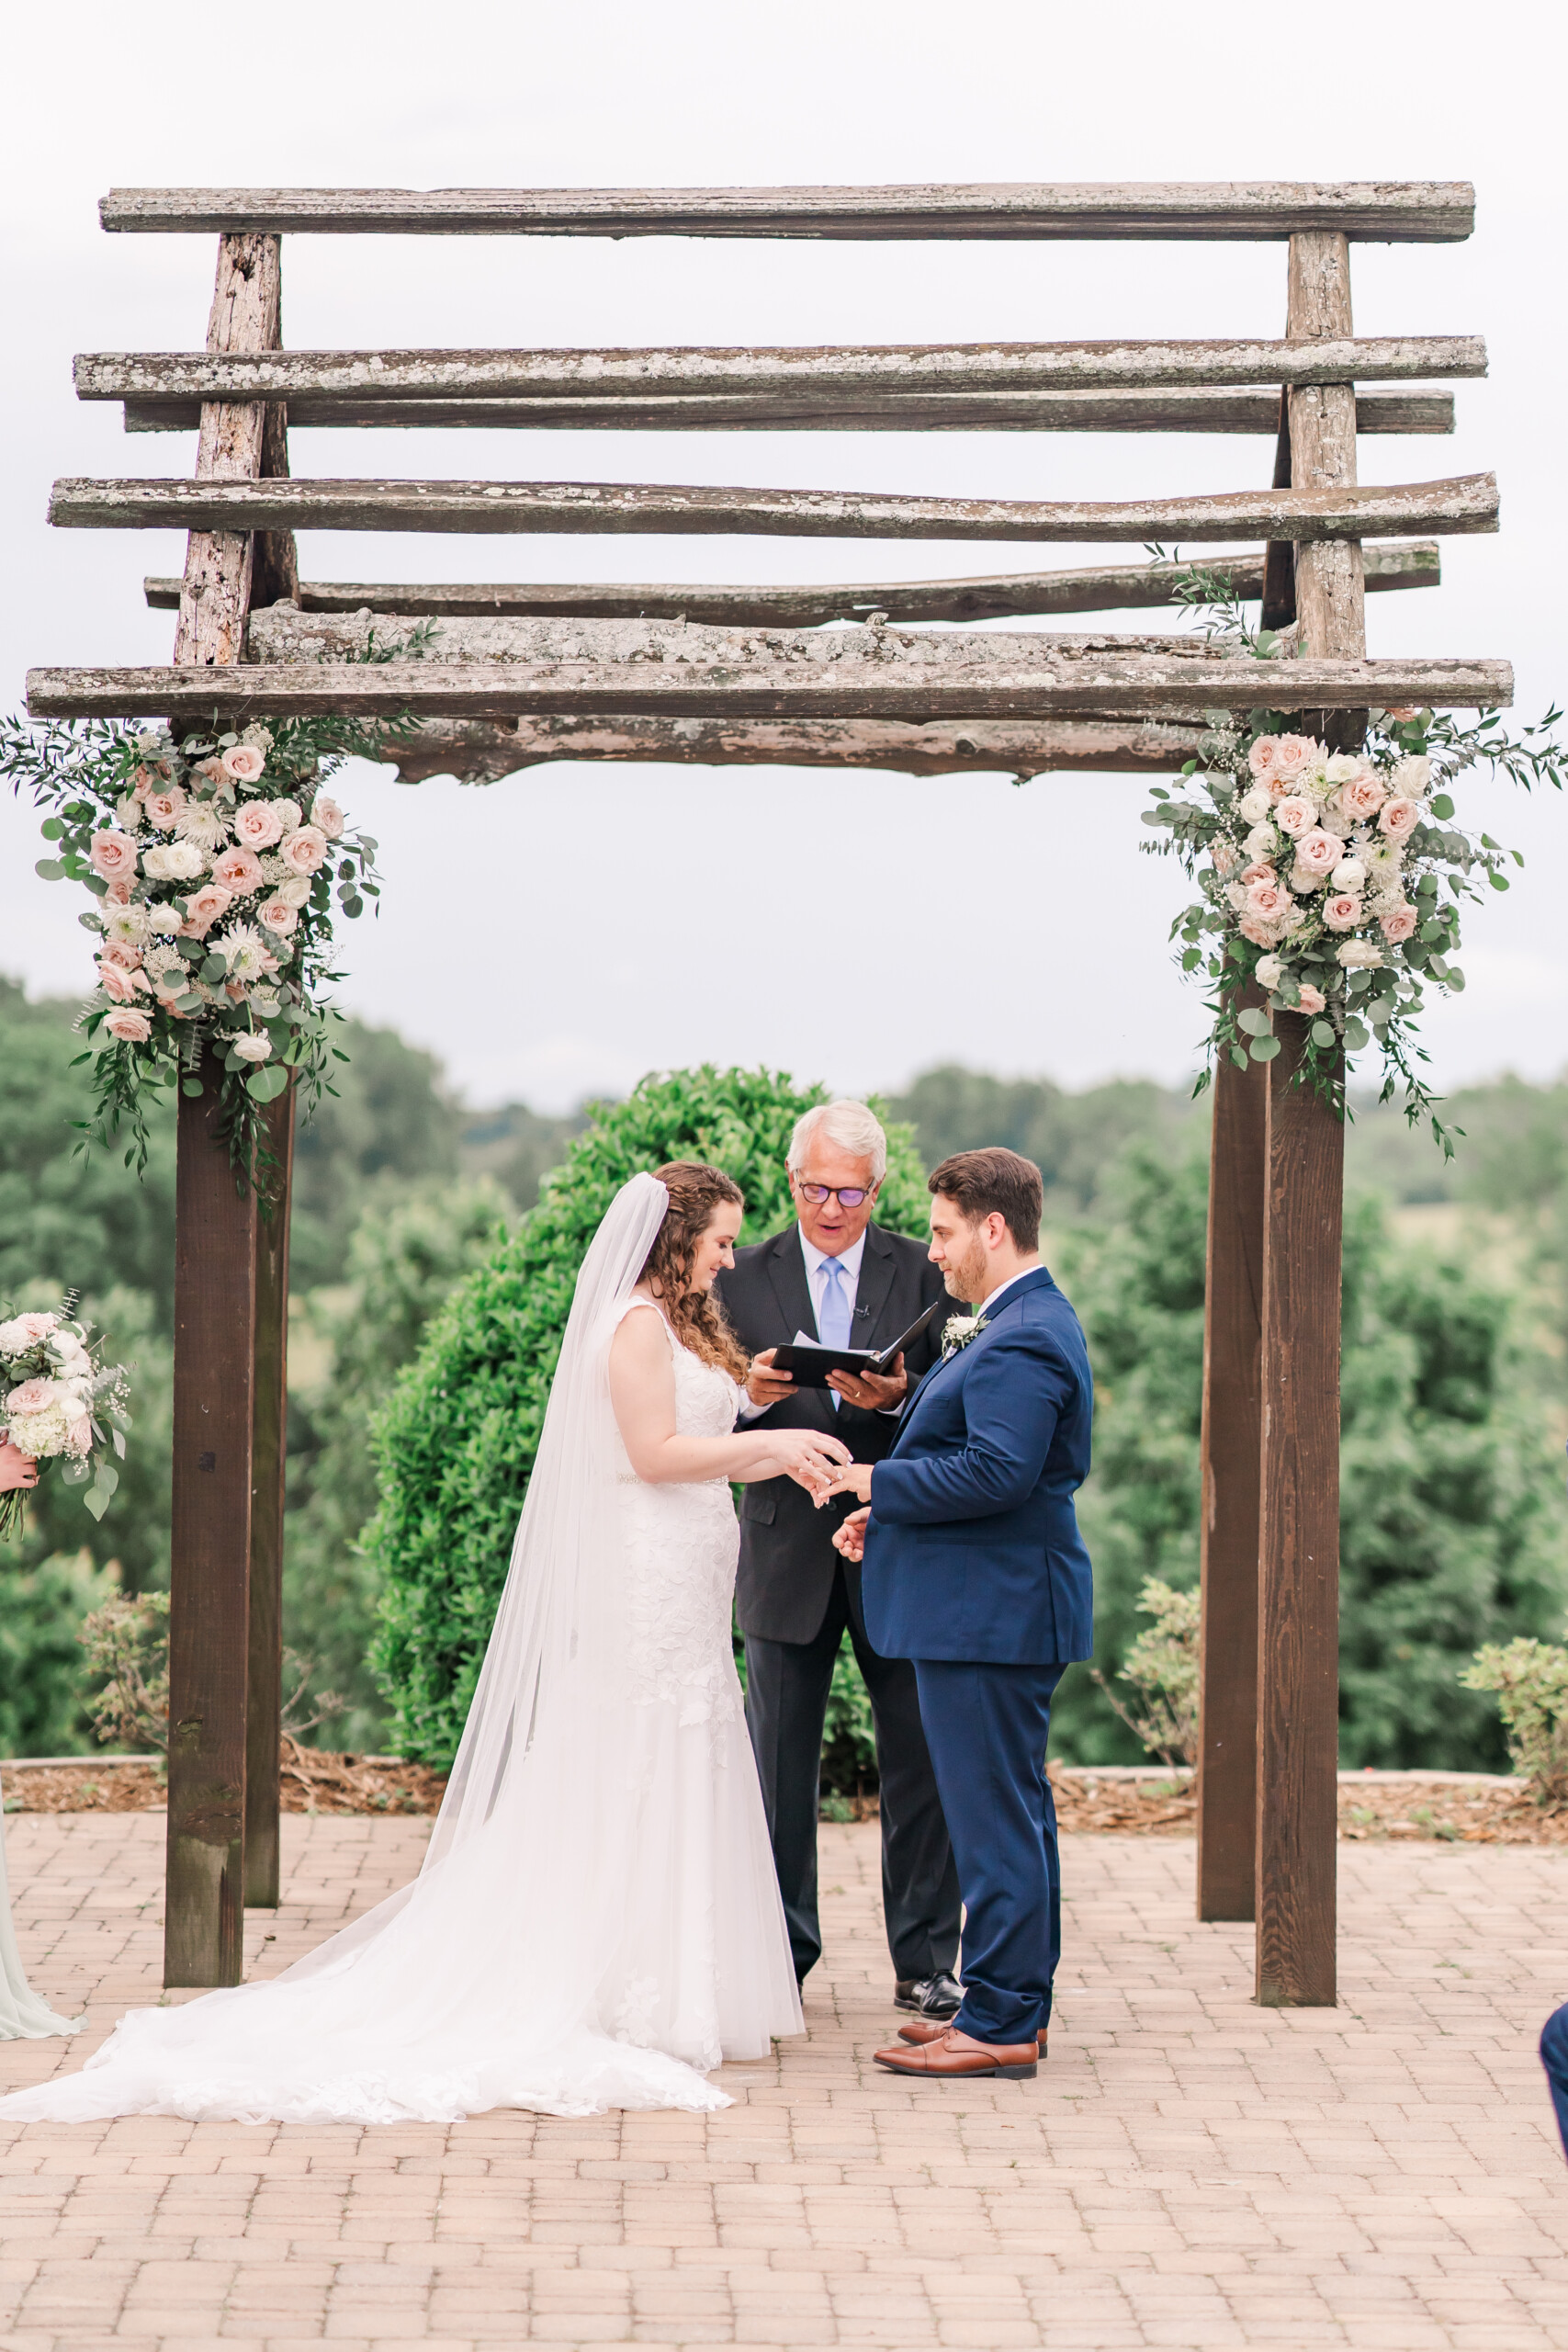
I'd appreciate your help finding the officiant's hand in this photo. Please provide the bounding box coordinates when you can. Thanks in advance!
[827,1352,907,1413]
[744,1348,796,1410]
[822,1464,874,1508]
[832,1507,870,1561]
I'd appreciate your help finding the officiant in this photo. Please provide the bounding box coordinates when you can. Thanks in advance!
[713,1101,962,2017]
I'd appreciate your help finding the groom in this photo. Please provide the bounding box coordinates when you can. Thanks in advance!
[830,1147,1093,2080]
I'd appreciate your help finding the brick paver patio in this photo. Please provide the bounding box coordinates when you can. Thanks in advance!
[2,1810,1566,2350]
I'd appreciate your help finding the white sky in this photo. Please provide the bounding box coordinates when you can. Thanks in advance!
[3,0,1563,1112]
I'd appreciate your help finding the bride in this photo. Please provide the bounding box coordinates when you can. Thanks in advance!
[0,1164,850,2123]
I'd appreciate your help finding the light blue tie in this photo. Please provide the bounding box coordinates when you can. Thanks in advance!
[818,1256,852,1410]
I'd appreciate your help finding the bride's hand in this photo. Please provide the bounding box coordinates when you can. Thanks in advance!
[767,1429,852,1502]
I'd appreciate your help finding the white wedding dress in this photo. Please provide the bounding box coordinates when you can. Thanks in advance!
[0,1175,801,2125]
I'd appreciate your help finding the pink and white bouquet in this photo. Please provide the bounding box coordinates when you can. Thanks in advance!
[0,1300,130,1538]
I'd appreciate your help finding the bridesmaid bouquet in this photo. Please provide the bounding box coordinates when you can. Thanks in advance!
[0,1301,130,1538]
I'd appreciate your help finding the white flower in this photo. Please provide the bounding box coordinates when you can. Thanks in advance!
[1337,940,1384,969]
[141,939,185,978]
[231,1033,272,1064]
[270,798,303,836]
[175,798,231,854]
[114,792,144,830]
[5,1403,72,1459]
[1391,755,1432,797]
[143,903,184,935]
[103,903,151,946]
[142,840,205,882]
[276,873,311,910]
[941,1311,988,1359]
[1363,841,1405,890]
[1255,954,1284,989]
[213,922,276,984]
[1289,863,1329,895]
[1236,787,1273,825]
[1330,858,1367,891]
[1243,823,1280,861]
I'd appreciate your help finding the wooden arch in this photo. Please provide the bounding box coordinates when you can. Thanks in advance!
[28,179,1509,2005]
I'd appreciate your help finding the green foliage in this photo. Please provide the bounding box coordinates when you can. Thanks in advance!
[288,1019,465,1290]
[77,1589,170,1752]
[367,1067,928,1767]
[1093,1577,1201,1766]
[1461,1638,1568,1804]
[887,1065,1201,1221]
[0,1551,116,1756]
[459,1100,592,1215]
[285,1178,513,1747]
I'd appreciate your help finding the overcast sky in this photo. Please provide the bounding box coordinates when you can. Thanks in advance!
[3,0,1563,1112]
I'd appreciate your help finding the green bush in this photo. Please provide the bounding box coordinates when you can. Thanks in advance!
[1461,1638,1568,1803]
[0,1551,116,1756]
[366,1068,929,1767]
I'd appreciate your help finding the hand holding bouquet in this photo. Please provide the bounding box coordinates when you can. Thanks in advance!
[0,1301,131,1539]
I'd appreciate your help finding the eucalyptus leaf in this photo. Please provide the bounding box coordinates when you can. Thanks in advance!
[1236,1007,1271,1036]
[1248,1035,1281,1062]
[1310,1021,1337,1050]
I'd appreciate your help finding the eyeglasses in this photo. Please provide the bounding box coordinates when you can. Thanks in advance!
[793,1180,876,1207]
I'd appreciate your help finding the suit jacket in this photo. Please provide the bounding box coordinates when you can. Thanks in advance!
[714,1224,956,1645]
[861,1265,1094,1668]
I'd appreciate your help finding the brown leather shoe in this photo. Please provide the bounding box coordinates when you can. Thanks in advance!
[898,2016,1048,2053]
[874,2027,1038,2080]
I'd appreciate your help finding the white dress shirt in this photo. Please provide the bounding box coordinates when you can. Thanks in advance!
[969,1263,1041,1323]
[738,1226,887,1420]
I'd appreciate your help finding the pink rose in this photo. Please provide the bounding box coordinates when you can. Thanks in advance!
[89,830,139,881]
[1212,840,1240,878]
[105,1007,153,1043]
[1295,983,1327,1016]
[97,960,143,1005]
[211,845,265,897]
[10,1314,58,1344]
[178,882,235,939]
[233,801,283,851]
[104,877,133,905]
[279,825,328,877]
[310,795,345,841]
[1269,734,1318,784]
[257,896,299,938]
[144,786,187,831]
[1379,797,1421,842]
[1274,795,1318,839]
[100,940,142,974]
[1322,893,1363,933]
[1239,859,1278,889]
[1247,736,1281,779]
[5,1378,61,1416]
[1330,773,1387,824]
[65,1416,94,1457]
[1380,902,1419,944]
[1294,828,1345,878]
[221,744,266,784]
[1245,879,1292,923]
[1239,911,1284,948]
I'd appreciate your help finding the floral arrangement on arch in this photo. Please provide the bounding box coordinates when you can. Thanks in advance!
[1140,571,1566,1148]
[2,707,404,1189]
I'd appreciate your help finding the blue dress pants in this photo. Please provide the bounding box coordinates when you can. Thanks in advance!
[912,1657,1066,2045]
[1541,2003,1568,2160]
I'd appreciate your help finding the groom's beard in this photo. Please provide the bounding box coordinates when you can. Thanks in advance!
[941,1240,987,1305]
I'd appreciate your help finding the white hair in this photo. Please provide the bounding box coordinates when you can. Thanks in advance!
[787,1099,887,1184]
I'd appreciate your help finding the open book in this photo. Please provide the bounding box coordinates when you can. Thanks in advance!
[768,1296,946,1390]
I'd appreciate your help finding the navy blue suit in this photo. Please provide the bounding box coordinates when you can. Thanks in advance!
[862,1265,1093,2042]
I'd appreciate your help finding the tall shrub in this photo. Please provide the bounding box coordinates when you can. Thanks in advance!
[366,1068,929,1767]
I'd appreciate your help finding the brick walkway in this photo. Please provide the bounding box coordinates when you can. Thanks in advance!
[2,1812,1567,2349]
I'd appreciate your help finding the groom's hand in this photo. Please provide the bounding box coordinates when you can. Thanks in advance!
[824,1464,874,1507]
[832,1507,871,1561]
[827,1352,908,1413]
[745,1348,796,1410]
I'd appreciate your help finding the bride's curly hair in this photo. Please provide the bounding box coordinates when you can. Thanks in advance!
[639,1162,751,1381]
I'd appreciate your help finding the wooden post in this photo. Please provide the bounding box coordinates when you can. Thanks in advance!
[244,1085,295,1909]
[1251,225,1360,2006]
[1256,1017,1344,2006]
[166,1075,258,1986]
[1195,992,1267,1922]
[164,232,287,1985]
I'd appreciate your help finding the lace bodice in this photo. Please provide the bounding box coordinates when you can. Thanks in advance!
[611,1295,746,1461]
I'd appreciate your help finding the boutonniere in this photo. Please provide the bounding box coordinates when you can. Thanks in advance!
[941,1312,988,1361]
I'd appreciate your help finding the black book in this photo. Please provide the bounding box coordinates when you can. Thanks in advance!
[769,1296,946,1390]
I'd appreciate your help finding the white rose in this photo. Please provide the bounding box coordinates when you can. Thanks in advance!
[144,903,184,934]
[1391,755,1432,797]
[1243,824,1279,861]
[1330,858,1367,891]
[231,1034,272,1064]
[1255,955,1283,989]
[1337,940,1384,969]
[276,873,311,910]
[1237,788,1273,825]
[0,1318,37,1356]
[142,840,205,882]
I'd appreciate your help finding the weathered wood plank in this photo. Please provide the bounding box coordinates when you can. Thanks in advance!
[1289,233,1365,688]
[385,713,1212,782]
[165,1074,256,1988]
[77,336,1483,402]
[51,472,1501,543]
[25,651,1514,723]
[1256,1015,1344,2007]
[173,234,281,668]
[1196,992,1267,1924]
[244,1086,294,1912]
[142,541,1443,623]
[118,387,1459,437]
[98,183,1477,242]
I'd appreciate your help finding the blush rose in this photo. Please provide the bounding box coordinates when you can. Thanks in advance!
[1379,797,1421,842]
[178,883,235,939]
[279,825,328,877]
[1380,903,1420,944]
[210,846,265,897]
[104,1007,154,1043]
[88,831,139,882]
[220,744,267,784]
[232,802,283,851]
[1322,893,1364,933]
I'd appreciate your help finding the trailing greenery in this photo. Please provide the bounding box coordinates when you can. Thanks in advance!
[367,1066,929,1769]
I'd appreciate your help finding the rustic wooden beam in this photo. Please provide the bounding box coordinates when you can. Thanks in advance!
[118,387,1459,437]
[1196,991,1267,1924]
[166,1070,256,1988]
[77,337,1483,403]
[50,472,1500,544]
[173,234,281,667]
[1259,391,1297,631]
[98,182,1477,242]
[26,651,1513,723]
[244,1086,294,1912]
[142,541,1443,624]
[1256,1015,1344,2007]
[1289,232,1366,719]
[384,712,1212,782]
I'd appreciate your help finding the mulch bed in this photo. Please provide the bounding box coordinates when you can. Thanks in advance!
[6,1748,1564,1844]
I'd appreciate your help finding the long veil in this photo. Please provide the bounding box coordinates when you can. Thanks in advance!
[0,1170,787,2123]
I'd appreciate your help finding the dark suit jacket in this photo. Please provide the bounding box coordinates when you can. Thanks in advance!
[862,1265,1094,1667]
[714,1223,956,1645]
